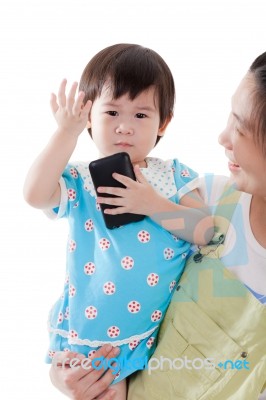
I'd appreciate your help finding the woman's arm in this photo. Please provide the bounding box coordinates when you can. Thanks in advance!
[50,345,120,400]
[149,188,214,245]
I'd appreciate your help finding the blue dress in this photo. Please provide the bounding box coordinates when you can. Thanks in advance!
[45,157,198,382]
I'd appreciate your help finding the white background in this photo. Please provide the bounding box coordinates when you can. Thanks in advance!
[1,0,265,398]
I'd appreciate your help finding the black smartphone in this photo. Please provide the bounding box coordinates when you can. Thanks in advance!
[89,152,145,229]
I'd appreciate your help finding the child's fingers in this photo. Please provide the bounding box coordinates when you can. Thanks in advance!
[50,93,59,115]
[72,91,87,116]
[73,94,92,121]
[66,81,79,113]
[82,98,92,116]
[57,79,67,107]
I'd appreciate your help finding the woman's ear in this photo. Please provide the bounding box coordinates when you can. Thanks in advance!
[158,115,172,137]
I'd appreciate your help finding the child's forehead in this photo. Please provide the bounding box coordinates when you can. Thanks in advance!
[99,82,158,105]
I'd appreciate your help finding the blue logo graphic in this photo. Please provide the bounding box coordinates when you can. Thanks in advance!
[217,359,250,370]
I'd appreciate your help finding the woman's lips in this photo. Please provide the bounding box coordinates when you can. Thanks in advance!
[228,161,241,172]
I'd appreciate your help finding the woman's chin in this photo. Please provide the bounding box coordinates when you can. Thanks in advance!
[228,174,244,192]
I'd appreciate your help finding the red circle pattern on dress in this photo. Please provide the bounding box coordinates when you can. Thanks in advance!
[164,247,174,260]
[67,188,76,201]
[70,168,78,178]
[99,238,111,251]
[147,273,159,286]
[151,310,162,322]
[121,256,134,270]
[107,326,120,338]
[64,307,70,320]
[69,284,76,297]
[169,280,177,292]
[68,239,76,252]
[85,306,98,319]
[68,329,78,339]
[103,281,116,295]
[84,219,94,232]
[88,350,97,358]
[57,312,64,324]
[128,300,141,313]
[146,336,155,349]
[128,339,140,350]
[137,230,150,243]
[84,262,96,275]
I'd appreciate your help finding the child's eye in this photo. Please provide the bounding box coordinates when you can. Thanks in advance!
[136,113,147,119]
[106,111,118,116]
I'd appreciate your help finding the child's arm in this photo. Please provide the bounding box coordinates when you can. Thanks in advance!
[96,166,214,245]
[23,80,91,209]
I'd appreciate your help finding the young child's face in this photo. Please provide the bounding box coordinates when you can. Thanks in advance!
[87,84,166,166]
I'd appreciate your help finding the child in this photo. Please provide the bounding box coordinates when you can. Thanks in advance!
[24,43,214,400]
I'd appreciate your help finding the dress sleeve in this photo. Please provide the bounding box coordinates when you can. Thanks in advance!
[171,159,199,201]
[43,164,81,220]
[176,172,231,208]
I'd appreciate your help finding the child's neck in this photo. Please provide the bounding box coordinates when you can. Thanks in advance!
[133,159,147,168]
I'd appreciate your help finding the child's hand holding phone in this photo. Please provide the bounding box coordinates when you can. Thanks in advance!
[89,152,145,229]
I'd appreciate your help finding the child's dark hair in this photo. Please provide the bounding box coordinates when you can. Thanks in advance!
[249,51,266,153]
[79,43,175,145]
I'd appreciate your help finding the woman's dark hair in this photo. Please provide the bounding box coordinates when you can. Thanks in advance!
[79,43,175,145]
[249,52,266,152]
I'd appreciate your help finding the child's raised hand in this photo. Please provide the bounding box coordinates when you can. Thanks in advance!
[50,79,92,137]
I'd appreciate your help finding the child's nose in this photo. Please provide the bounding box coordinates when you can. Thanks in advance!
[115,123,134,135]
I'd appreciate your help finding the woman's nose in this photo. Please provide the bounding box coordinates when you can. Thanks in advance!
[218,114,233,150]
[218,129,228,147]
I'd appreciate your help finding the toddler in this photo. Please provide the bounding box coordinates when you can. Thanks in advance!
[24,43,214,400]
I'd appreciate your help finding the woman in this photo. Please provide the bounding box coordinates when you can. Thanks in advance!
[49,52,266,399]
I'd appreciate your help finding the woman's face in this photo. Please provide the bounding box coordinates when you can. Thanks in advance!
[219,73,266,197]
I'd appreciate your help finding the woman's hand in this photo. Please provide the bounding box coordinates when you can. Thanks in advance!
[50,79,92,137]
[49,345,120,400]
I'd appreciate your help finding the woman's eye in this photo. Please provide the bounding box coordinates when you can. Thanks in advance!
[106,111,118,116]
[235,126,243,136]
[136,113,147,119]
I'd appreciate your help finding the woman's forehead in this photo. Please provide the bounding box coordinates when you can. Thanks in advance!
[231,73,256,127]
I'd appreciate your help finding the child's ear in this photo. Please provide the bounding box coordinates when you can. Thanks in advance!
[86,104,93,129]
[87,118,92,130]
[158,116,172,137]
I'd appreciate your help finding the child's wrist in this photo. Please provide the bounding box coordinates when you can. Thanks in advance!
[54,128,80,142]
[146,194,169,217]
